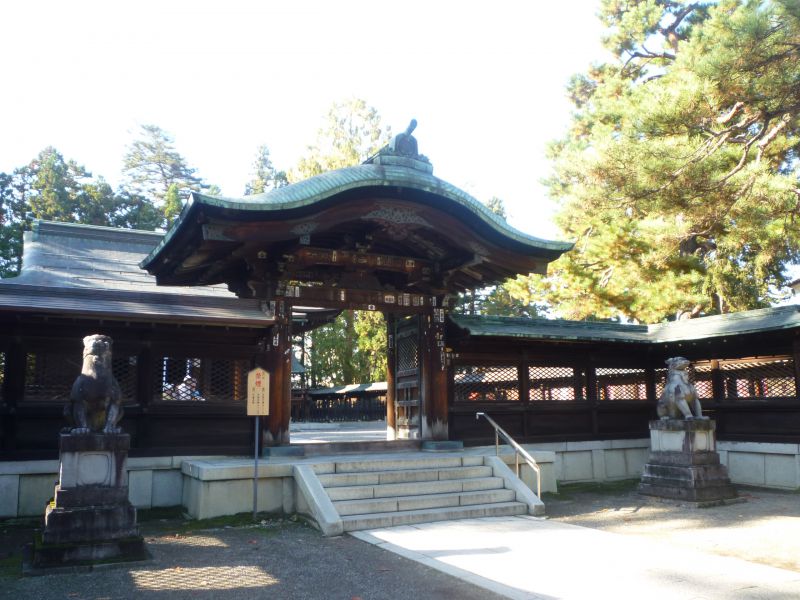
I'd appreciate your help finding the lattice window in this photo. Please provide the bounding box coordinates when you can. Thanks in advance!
[112,355,138,404]
[720,357,796,400]
[156,356,248,403]
[454,366,519,402]
[529,366,580,401]
[24,351,139,404]
[596,367,647,400]
[690,363,714,399]
[24,351,81,402]
[396,334,419,373]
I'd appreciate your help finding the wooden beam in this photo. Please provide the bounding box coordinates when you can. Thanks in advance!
[286,246,433,275]
[276,284,439,313]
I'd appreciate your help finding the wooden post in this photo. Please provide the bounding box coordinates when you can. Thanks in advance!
[266,300,291,445]
[420,302,448,440]
[385,313,397,441]
[519,353,529,438]
[1,340,25,452]
[135,345,153,449]
[645,366,656,402]
[792,339,800,401]
[585,359,599,435]
[711,359,726,403]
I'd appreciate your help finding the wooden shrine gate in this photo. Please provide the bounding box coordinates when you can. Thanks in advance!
[140,126,570,445]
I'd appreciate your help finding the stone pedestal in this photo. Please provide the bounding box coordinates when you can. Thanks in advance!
[31,434,147,568]
[638,419,738,506]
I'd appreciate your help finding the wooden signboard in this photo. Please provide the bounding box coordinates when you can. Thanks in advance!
[247,367,270,416]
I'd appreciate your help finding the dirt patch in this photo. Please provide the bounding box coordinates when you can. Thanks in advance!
[545,480,800,573]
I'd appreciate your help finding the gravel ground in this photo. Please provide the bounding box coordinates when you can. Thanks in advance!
[4,482,798,598]
[544,481,800,573]
[0,516,506,600]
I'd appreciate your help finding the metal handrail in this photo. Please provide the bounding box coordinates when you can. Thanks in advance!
[476,412,541,499]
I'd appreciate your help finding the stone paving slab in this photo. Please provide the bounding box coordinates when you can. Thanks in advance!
[353,516,800,600]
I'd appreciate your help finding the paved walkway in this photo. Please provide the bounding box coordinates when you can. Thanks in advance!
[352,515,800,600]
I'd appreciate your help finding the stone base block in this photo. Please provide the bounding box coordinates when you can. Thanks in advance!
[54,484,129,507]
[43,503,139,544]
[58,433,130,488]
[639,419,738,505]
[29,534,148,570]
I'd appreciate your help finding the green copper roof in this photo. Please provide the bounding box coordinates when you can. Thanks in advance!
[142,163,572,269]
[450,305,800,345]
[450,315,650,344]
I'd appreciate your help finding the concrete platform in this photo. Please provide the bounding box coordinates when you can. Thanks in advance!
[353,516,800,600]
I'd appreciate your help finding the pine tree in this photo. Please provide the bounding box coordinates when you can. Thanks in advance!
[536,0,800,322]
[122,124,203,205]
[245,145,288,195]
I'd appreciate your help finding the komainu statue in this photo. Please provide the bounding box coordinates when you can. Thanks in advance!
[63,334,124,434]
[657,356,707,420]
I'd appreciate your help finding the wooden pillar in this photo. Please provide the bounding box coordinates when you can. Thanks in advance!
[711,359,726,402]
[645,366,656,402]
[585,359,599,436]
[265,300,291,445]
[135,344,154,449]
[1,340,25,451]
[385,313,397,441]
[792,339,800,400]
[519,352,529,438]
[420,302,448,440]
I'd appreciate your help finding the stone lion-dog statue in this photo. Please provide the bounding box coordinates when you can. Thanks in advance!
[63,334,124,434]
[657,356,707,420]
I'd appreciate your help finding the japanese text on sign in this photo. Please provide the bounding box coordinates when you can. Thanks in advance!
[247,368,270,415]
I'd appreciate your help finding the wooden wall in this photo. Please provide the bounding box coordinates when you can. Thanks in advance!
[0,315,266,460]
[448,331,800,445]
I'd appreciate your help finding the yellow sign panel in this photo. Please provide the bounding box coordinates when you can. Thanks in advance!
[247,368,270,416]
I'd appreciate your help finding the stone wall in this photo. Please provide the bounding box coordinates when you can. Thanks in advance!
[2,440,798,519]
[718,441,800,490]
[0,455,222,518]
[529,439,800,491]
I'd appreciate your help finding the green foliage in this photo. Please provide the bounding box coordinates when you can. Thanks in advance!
[245,144,288,195]
[292,98,391,181]
[122,124,203,206]
[306,310,387,387]
[0,147,162,277]
[163,183,183,227]
[538,0,800,322]
[484,196,507,219]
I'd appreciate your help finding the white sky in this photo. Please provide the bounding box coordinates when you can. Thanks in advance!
[1,0,606,240]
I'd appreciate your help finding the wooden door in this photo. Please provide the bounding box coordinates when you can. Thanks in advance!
[394,316,421,439]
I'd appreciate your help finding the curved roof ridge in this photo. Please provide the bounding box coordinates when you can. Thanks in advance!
[143,163,572,269]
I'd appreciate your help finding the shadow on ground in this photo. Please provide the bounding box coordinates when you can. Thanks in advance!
[0,510,506,600]
[545,480,800,572]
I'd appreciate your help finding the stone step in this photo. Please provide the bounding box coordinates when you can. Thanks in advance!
[341,501,528,532]
[326,476,504,501]
[318,465,494,489]
[300,440,421,456]
[330,455,483,474]
[333,488,517,516]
